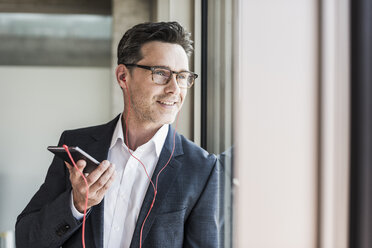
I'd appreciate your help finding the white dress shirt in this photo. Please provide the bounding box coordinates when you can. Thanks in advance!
[71,115,169,248]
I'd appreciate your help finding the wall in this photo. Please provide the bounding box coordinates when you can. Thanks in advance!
[0,66,111,232]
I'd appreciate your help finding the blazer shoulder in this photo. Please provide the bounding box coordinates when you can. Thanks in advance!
[178,134,217,167]
[62,115,120,140]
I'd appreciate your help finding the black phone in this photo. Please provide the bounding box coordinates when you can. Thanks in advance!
[47,146,100,173]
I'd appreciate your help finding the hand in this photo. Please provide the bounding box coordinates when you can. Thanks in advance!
[65,160,116,213]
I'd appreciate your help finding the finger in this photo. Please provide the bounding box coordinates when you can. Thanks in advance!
[65,161,73,172]
[70,160,87,178]
[90,163,116,192]
[96,170,117,198]
[86,160,111,186]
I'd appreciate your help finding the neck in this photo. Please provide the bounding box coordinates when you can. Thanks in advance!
[121,115,162,151]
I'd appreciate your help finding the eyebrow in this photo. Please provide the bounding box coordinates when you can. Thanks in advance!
[152,65,191,73]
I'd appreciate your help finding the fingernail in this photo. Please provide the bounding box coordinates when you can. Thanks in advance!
[102,161,109,167]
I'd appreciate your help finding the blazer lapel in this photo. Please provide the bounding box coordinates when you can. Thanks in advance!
[130,127,183,248]
[83,115,120,248]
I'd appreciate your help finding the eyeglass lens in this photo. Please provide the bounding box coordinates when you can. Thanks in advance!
[152,68,194,88]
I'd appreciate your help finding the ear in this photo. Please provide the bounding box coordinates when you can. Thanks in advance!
[115,64,129,89]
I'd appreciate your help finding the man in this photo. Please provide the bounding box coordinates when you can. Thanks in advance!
[16,22,222,248]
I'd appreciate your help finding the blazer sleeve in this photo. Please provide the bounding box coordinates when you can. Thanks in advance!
[15,131,84,248]
[183,156,225,248]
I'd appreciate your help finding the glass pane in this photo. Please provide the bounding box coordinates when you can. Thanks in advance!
[0,13,112,66]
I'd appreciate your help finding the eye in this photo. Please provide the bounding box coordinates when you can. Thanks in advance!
[153,69,169,77]
[178,73,188,80]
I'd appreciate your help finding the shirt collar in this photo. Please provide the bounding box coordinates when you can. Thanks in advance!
[109,114,125,150]
[109,114,169,157]
[152,123,169,157]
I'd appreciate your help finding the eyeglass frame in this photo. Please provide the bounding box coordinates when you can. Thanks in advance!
[124,64,198,88]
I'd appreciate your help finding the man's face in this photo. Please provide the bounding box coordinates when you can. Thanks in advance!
[125,41,189,129]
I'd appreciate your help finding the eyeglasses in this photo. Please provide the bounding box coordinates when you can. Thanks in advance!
[125,64,198,88]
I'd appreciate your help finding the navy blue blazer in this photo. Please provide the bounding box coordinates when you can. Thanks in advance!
[16,115,223,248]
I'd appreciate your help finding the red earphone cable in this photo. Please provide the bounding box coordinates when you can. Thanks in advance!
[63,144,89,248]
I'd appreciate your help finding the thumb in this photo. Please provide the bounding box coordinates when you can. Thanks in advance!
[75,159,87,172]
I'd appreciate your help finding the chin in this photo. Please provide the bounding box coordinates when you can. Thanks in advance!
[158,115,177,125]
[153,110,178,124]
[161,119,175,125]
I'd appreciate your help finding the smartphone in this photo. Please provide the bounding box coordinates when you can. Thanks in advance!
[47,146,100,173]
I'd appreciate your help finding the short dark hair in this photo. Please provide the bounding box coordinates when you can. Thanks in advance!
[117,21,193,65]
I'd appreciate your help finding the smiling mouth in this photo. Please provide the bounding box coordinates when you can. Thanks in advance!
[157,100,177,106]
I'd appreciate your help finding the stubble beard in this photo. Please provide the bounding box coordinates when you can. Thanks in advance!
[128,94,179,127]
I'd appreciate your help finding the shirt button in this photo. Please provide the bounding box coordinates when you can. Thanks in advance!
[120,193,125,200]
[113,225,120,231]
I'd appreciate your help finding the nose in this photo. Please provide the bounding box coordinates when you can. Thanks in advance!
[164,73,181,95]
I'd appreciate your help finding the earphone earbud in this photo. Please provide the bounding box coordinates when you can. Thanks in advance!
[120,74,126,90]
